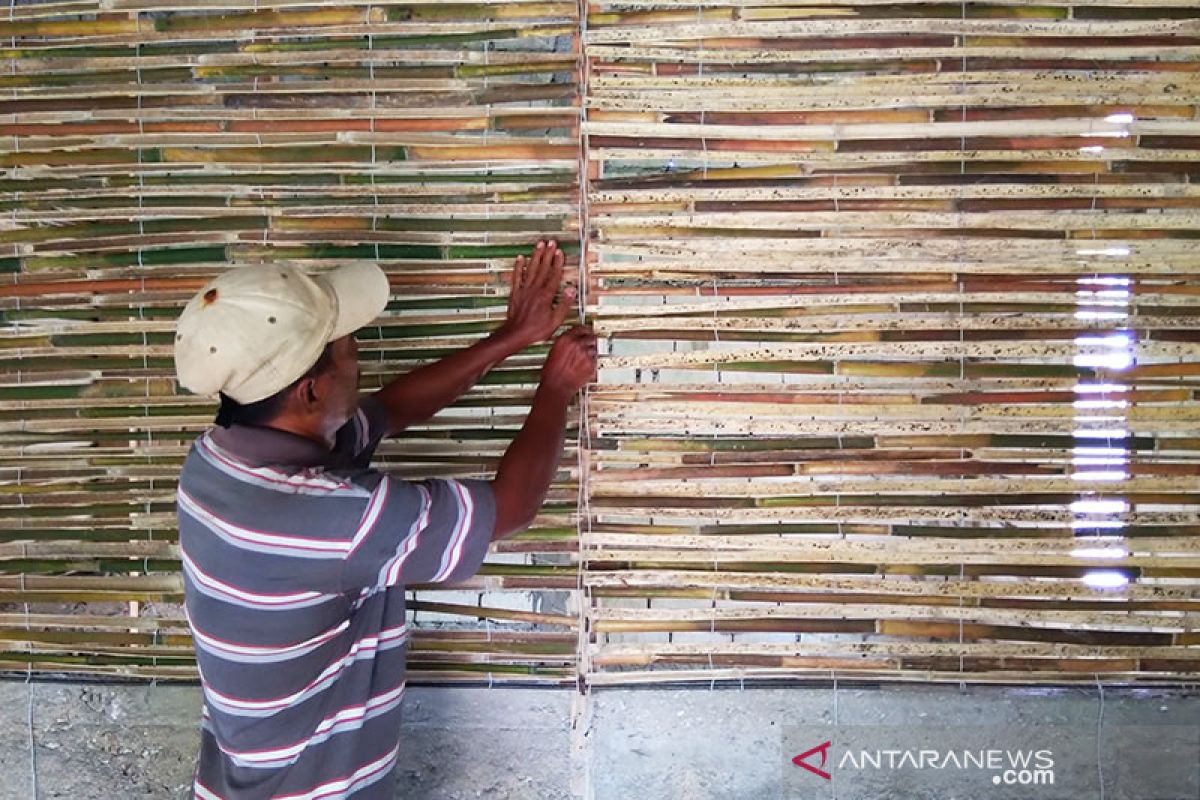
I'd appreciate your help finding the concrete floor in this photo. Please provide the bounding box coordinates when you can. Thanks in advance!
[1,680,1197,799]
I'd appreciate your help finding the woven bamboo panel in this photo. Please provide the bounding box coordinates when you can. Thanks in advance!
[4,0,1199,687]
[581,0,1200,684]
[0,0,582,682]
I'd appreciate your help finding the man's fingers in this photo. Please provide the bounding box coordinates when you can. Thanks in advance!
[560,324,593,341]
[532,240,558,293]
[552,285,576,326]
[531,239,549,273]
[515,238,566,298]
[540,246,565,293]
[516,241,542,293]
[552,302,571,330]
[511,255,527,293]
[548,326,594,363]
[546,323,598,391]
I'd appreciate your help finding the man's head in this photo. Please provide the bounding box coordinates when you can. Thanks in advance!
[174,264,388,438]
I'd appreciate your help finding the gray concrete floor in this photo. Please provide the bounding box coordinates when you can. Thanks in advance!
[586,684,1200,800]
[1,680,1197,799]
[0,681,571,800]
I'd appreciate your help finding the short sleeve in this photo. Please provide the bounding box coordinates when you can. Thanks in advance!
[339,476,496,590]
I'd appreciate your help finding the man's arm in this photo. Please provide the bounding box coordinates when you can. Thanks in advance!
[369,239,575,438]
[492,325,597,540]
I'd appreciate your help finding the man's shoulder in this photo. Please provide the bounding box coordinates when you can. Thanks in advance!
[180,429,380,504]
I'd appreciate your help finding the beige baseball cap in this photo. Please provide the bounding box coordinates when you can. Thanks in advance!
[174,263,390,404]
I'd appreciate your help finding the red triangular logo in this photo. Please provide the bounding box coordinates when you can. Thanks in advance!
[792,740,833,780]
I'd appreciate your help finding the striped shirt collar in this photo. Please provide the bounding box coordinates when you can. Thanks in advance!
[209,423,333,469]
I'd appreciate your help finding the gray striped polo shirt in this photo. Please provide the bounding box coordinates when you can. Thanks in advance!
[177,396,495,799]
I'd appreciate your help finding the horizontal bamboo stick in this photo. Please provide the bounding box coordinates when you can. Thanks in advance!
[584,668,1200,686]
[590,183,1200,204]
[580,505,1199,525]
[593,209,1200,231]
[584,19,1200,44]
[584,570,1200,600]
[589,605,1200,632]
[586,44,1200,63]
[583,119,1200,144]
[590,0,1200,7]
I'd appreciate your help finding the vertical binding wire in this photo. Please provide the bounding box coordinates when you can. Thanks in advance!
[26,656,37,800]
[956,0,969,693]
[695,2,708,181]
[367,19,381,264]
[572,13,599,799]
[832,674,839,799]
[1095,675,1107,800]
[574,0,594,695]
[373,21,385,388]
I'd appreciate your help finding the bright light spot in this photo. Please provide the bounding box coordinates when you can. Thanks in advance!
[1080,146,1105,154]
[1071,519,1126,530]
[1072,445,1129,457]
[1104,113,1135,124]
[1070,470,1130,482]
[1075,453,1128,465]
[1073,383,1128,394]
[1078,276,1132,286]
[1069,498,1129,514]
[1075,291,1132,302]
[1072,263,1130,562]
[1075,297,1131,309]
[1073,351,1134,370]
[1081,570,1130,589]
[1072,398,1129,410]
[1075,310,1130,321]
[1075,246,1131,257]
[1074,333,1133,348]
[1072,428,1128,439]
[1071,547,1128,559]
[1075,297,1131,308]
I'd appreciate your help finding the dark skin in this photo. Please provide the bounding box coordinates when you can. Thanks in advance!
[265,239,597,541]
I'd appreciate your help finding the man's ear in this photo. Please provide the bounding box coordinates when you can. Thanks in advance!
[298,377,320,410]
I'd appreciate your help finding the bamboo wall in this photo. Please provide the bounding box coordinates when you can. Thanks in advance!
[3,0,1199,685]
[0,0,582,681]
[581,0,1200,685]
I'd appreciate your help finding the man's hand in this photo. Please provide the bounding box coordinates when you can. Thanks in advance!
[491,324,598,539]
[498,239,576,348]
[542,325,598,397]
[369,239,578,437]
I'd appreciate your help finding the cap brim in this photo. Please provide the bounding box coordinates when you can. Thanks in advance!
[324,262,390,340]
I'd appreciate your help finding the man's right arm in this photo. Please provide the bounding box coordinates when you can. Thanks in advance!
[491,325,597,540]
[337,324,595,591]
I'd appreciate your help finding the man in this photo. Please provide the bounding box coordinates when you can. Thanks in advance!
[172,240,596,799]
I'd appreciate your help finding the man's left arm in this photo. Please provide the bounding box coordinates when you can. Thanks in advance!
[368,239,575,438]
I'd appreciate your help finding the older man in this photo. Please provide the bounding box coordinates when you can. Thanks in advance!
[172,241,595,799]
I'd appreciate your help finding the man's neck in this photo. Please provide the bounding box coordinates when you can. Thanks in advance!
[262,415,335,450]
